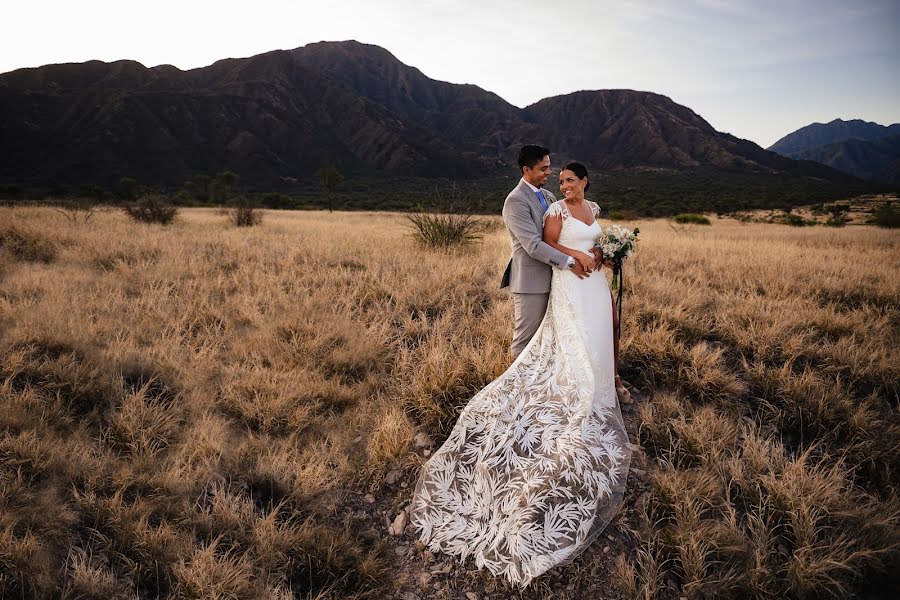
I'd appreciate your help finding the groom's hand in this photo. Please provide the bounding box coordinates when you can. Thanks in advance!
[590,247,603,270]
[572,260,589,279]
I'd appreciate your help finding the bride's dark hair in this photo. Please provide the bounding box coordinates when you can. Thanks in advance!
[563,162,590,192]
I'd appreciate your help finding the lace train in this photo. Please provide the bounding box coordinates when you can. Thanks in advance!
[409,200,631,588]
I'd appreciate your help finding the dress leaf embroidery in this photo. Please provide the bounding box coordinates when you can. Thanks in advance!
[410,199,631,588]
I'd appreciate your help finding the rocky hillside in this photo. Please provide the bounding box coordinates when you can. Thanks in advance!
[790,134,900,184]
[0,40,863,190]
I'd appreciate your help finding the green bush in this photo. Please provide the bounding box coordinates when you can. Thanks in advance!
[673,213,711,225]
[607,209,641,221]
[782,213,813,227]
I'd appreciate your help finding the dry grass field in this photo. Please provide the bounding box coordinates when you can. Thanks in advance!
[1,205,898,599]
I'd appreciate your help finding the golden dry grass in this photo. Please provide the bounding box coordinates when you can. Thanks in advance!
[1,205,898,599]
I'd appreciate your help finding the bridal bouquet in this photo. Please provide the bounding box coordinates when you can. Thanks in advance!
[596,224,639,339]
[596,224,639,291]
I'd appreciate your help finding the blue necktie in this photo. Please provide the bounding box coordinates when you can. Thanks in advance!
[535,189,549,212]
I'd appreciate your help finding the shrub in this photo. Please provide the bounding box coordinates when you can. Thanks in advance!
[870,204,900,228]
[228,197,263,227]
[782,213,810,227]
[0,223,56,262]
[673,213,711,225]
[405,183,486,249]
[122,193,178,225]
[405,211,483,249]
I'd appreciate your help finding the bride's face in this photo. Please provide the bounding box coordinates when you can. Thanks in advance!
[559,169,586,200]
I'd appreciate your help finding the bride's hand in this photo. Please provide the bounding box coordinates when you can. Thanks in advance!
[576,252,594,272]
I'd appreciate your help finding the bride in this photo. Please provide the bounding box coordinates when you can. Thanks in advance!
[408,162,632,588]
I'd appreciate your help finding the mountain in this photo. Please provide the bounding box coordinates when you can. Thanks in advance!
[790,135,900,184]
[524,90,840,178]
[0,40,869,195]
[0,47,491,186]
[769,118,900,157]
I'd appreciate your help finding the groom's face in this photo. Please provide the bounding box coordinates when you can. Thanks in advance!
[523,155,551,187]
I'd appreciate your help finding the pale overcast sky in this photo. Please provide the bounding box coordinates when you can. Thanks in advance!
[3,0,899,147]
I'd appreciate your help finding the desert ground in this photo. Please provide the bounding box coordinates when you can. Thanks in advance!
[1,204,898,599]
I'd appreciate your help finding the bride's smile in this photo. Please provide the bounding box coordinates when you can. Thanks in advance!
[559,169,587,201]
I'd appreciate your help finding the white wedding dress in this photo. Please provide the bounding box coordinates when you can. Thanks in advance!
[409,199,632,588]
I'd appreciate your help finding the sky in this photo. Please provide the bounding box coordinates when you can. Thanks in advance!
[3,0,899,148]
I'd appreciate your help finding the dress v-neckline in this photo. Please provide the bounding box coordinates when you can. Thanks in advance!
[572,216,597,228]
[561,201,596,228]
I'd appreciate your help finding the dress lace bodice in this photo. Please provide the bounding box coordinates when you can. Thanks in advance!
[542,200,601,252]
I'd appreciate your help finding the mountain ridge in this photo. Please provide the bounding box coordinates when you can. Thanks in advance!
[768,118,900,157]
[0,40,867,192]
[789,134,900,184]
[768,118,900,183]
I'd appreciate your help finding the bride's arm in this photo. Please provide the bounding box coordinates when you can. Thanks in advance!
[543,215,595,271]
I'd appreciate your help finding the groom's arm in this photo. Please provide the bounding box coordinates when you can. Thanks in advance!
[503,197,572,269]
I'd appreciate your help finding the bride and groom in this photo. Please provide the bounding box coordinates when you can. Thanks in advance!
[409,145,632,588]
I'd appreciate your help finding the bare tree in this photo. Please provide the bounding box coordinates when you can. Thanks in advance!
[51,196,100,225]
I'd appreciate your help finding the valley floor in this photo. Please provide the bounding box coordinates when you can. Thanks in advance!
[1,207,898,599]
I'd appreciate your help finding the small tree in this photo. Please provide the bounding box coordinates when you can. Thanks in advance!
[51,196,100,225]
[116,177,140,201]
[316,165,343,212]
[212,171,240,204]
[825,203,851,227]
[184,174,212,203]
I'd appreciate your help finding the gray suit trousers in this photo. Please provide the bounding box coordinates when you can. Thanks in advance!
[511,292,549,358]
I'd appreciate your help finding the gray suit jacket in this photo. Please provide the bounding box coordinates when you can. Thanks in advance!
[500,180,570,293]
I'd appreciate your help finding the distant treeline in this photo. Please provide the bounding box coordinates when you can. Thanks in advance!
[1,167,895,216]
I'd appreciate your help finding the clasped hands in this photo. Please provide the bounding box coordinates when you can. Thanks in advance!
[572,248,614,279]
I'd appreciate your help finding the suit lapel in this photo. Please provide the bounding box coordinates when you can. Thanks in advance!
[517,180,544,212]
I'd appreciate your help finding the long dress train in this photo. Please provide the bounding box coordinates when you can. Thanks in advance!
[408,199,631,588]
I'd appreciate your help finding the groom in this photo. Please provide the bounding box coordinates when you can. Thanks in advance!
[501,145,595,358]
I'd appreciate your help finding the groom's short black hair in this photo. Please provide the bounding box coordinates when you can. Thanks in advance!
[518,145,550,172]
